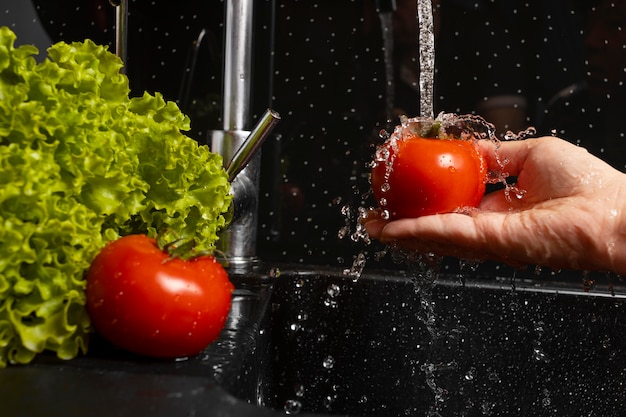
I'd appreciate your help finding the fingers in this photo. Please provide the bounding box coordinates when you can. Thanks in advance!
[364,212,489,252]
[476,136,537,177]
[370,213,484,247]
[363,211,524,265]
[361,217,387,240]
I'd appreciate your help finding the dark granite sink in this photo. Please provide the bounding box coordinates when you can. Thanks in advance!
[2,264,625,416]
[256,266,626,416]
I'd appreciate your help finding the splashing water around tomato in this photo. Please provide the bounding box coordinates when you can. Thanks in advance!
[370,114,490,220]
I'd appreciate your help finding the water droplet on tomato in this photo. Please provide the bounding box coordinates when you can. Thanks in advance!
[375,147,391,162]
[448,166,456,173]
[380,182,391,193]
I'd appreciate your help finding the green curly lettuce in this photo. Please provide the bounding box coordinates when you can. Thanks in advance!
[0,27,232,367]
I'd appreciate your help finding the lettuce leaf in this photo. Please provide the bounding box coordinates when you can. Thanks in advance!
[0,27,232,366]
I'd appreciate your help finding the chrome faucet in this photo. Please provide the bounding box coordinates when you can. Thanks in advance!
[113,0,278,268]
[212,109,279,268]
[210,0,279,268]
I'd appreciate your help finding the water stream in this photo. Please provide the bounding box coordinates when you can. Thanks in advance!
[417,0,435,118]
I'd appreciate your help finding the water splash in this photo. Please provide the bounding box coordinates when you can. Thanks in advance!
[342,252,367,281]
[338,204,371,244]
[503,126,537,141]
[371,112,521,215]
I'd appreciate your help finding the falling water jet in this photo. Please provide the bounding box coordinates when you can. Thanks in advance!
[417,0,435,118]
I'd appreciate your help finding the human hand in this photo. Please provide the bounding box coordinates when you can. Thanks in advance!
[363,136,626,274]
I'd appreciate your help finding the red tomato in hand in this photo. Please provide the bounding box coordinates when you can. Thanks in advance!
[86,235,234,358]
[371,135,486,219]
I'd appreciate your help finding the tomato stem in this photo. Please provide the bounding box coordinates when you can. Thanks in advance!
[155,230,208,261]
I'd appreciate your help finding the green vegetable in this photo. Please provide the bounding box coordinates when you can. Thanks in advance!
[0,27,232,366]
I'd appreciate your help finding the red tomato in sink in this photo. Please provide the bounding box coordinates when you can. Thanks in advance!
[371,134,486,219]
[86,234,234,358]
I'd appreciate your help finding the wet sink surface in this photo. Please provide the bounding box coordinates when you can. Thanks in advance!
[2,265,625,417]
[258,267,626,416]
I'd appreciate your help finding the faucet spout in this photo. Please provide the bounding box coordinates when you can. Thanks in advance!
[210,0,278,269]
[227,109,281,182]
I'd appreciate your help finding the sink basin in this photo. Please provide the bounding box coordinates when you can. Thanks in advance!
[249,265,626,416]
[2,264,625,417]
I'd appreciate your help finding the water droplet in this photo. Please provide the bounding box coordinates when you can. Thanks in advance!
[323,298,338,308]
[289,323,301,332]
[269,267,281,278]
[284,399,302,415]
[532,347,550,363]
[323,395,334,409]
[322,355,335,369]
[582,272,596,292]
[326,283,340,298]
[480,401,496,416]
[294,383,305,397]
